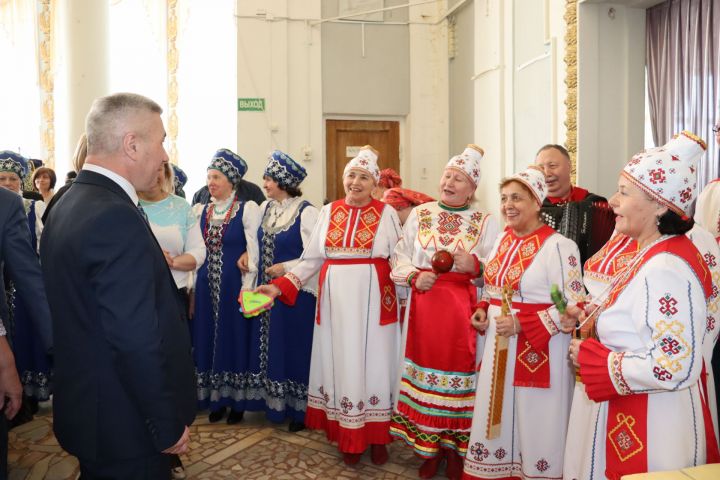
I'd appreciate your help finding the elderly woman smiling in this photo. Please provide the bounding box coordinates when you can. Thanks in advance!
[463,166,582,480]
[388,145,498,480]
[256,146,402,466]
[562,132,720,479]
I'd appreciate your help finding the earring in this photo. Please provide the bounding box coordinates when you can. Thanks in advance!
[655,216,660,226]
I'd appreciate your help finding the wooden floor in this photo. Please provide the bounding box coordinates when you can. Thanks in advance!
[9,404,427,479]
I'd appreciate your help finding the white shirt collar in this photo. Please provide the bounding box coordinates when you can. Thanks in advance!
[83,163,139,205]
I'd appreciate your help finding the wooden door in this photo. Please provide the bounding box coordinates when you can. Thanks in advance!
[325,119,400,202]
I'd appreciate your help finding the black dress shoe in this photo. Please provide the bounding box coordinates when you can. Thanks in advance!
[208,406,227,423]
[288,421,305,432]
[226,409,244,425]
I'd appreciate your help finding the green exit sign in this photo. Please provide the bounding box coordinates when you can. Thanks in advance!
[238,98,265,111]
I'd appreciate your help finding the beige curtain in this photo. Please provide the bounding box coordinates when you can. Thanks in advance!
[646,0,720,188]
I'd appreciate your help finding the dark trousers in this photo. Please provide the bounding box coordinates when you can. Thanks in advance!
[78,453,170,480]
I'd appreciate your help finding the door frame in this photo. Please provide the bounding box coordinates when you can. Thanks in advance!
[322,114,406,202]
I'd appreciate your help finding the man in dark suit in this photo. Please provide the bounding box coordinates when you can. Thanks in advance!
[40,93,196,479]
[0,186,51,480]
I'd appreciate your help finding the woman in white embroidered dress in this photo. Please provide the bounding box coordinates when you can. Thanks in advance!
[463,166,582,480]
[388,145,498,480]
[563,131,719,479]
[256,146,402,466]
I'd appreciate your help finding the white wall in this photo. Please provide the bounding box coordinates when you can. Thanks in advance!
[404,1,450,198]
[235,0,324,206]
[577,2,646,198]
[448,1,474,156]
[472,0,568,218]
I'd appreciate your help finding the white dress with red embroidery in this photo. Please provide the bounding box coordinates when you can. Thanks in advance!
[463,225,583,480]
[273,199,402,454]
[388,202,498,458]
[574,225,720,452]
[563,234,717,480]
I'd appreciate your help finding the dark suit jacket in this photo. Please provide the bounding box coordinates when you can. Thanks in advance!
[40,170,196,461]
[0,188,52,350]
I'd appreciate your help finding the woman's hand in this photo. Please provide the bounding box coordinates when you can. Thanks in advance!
[414,271,438,291]
[470,308,489,332]
[453,249,476,274]
[559,304,585,333]
[162,250,174,269]
[265,263,285,280]
[568,338,582,369]
[237,252,249,273]
[254,284,281,299]
[495,314,520,338]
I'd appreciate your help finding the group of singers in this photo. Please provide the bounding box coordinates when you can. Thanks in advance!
[3,126,720,480]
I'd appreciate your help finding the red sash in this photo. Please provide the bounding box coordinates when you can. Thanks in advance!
[489,298,554,388]
[318,258,397,325]
[605,394,648,479]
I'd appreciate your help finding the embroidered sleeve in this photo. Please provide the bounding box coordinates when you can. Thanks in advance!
[241,201,261,290]
[286,204,331,286]
[282,204,320,274]
[184,215,206,267]
[390,207,421,285]
[520,237,584,348]
[578,337,620,401]
[616,258,705,393]
[271,273,301,306]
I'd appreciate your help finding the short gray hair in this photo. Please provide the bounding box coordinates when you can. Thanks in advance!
[85,93,162,155]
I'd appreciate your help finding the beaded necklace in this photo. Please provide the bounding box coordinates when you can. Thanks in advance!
[203,195,238,250]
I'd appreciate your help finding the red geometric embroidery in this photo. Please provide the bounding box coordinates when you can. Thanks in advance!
[368,395,380,406]
[648,168,666,184]
[679,187,692,203]
[536,459,550,472]
[437,211,463,235]
[494,448,506,460]
[659,294,678,317]
[708,316,716,334]
[659,336,683,356]
[340,396,353,414]
[652,366,673,381]
[469,442,489,461]
[568,255,578,267]
[704,253,717,268]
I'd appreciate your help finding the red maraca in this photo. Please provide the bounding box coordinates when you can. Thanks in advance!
[431,250,454,273]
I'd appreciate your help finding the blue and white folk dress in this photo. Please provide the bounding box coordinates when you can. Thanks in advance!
[245,196,319,423]
[192,196,260,411]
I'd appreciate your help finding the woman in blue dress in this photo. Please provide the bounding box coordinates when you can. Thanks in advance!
[0,151,50,415]
[242,150,318,431]
[192,149,260,424]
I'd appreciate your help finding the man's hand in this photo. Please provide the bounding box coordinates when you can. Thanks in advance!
[0,337,22,419]
[162,425,190,455]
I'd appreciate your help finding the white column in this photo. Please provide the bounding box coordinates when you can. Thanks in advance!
[54,0,109,174]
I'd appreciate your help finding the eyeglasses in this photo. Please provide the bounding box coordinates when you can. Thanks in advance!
[714,125,720,133]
